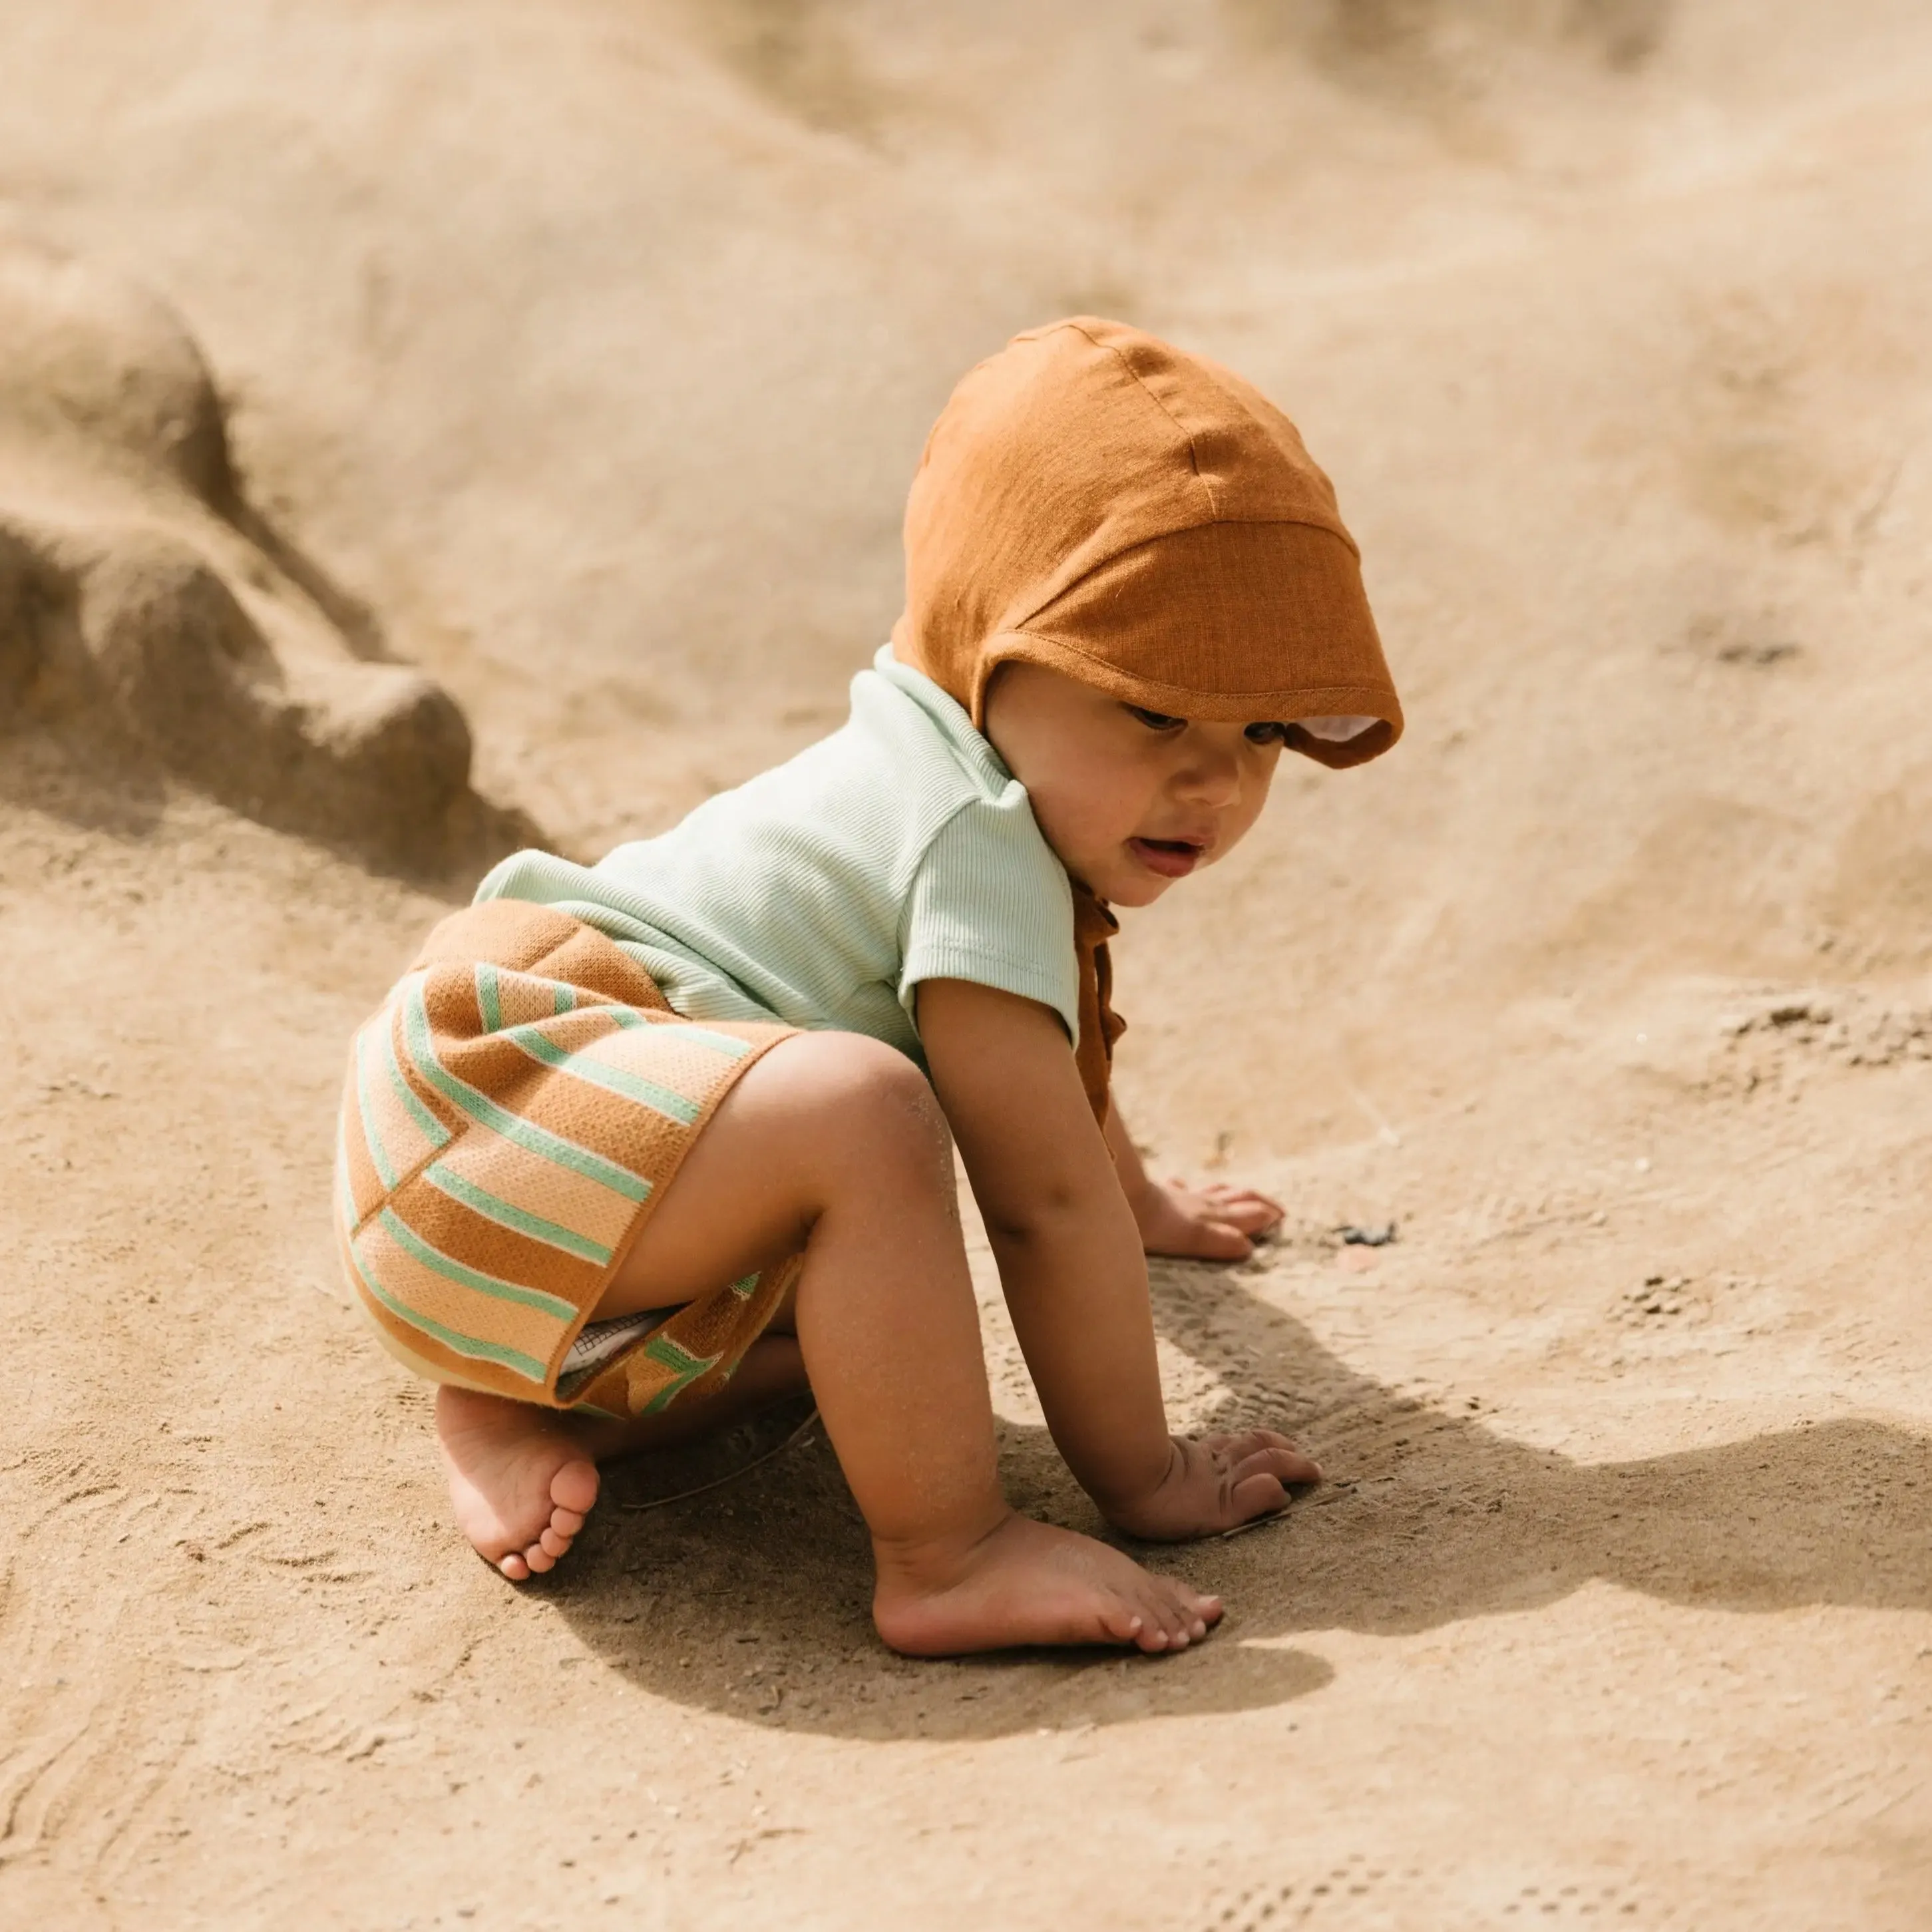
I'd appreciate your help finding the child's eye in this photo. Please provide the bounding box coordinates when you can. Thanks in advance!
[1244,721,1289,746]
[1125,705,1186,732]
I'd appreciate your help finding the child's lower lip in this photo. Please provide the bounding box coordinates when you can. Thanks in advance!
[1129,838,1202,877]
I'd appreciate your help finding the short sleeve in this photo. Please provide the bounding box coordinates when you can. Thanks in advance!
[896,793,1081,1046]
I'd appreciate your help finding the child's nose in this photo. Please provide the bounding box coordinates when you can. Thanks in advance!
[1175,743,1242,807]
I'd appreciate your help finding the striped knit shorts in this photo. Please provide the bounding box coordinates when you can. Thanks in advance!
[333,898,801,1420]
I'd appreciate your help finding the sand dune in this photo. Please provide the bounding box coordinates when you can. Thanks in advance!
[0,239,527,871]
[1,5,1927,1927]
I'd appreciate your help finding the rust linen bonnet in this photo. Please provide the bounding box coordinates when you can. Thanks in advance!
[890,315,1404,1117]
[891,315,1402,761]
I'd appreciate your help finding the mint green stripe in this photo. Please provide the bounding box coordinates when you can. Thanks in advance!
[422,1161,613,1265]
[399,980,651,1202]
[353,1025,398,1191]
[646,1334,705,1374]
[601,1008,752,1062]
[476,962,504,1034]
[673,1026,753,1061]
[378,1207,578,1321]
[638,1332,717,1415]
[477,961,583,1032]
[383,1018,449,1152]
[348,1237,549,1383]
[506,1025,703,1126]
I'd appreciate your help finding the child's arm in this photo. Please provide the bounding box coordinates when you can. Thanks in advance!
[917,977,1318,1539]
[1103,1105,1286,1261]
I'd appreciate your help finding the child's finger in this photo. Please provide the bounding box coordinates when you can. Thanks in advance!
[1227,1469,1290,1521]
[1224,1207,1280,1238]
[1197,1219,1254,1260]
[1210,1430,1322,1487]
[1184,1184,1284,1233]
[1205,1425,1304,1459]
[1232,1443,1323,1489]
[1213,1189,1286,1231]
[1197,1179,1280,1205]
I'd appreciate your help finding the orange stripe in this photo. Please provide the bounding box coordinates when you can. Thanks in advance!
[351,1213,576,1374]
[492,966,576,1029]
[426,1119,643,1256]
[337,1212,521,1398]
[385,1172,608,1316]
[567,1023,758,1107]
[428,1032,705,1175]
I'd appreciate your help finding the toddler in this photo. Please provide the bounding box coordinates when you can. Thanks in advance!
[333,317,1402,1655]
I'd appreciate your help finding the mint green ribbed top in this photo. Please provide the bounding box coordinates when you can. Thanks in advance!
[473,647,1080,1065]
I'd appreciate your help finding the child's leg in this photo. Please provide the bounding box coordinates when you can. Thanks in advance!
[439,1030,1221,1654]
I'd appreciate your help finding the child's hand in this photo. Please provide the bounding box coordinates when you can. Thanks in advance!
[1105,1430,1322,1541]
[1128,1175,1284,1260]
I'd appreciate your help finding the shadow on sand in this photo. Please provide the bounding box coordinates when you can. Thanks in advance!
[546,1260,1931,1741]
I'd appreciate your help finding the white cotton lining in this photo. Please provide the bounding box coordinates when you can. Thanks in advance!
[561,1308,670,1378]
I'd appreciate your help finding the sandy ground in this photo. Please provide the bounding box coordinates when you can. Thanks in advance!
[2,4,1929,1926]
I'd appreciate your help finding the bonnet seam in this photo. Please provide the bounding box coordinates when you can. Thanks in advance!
[1059,318,1222,519]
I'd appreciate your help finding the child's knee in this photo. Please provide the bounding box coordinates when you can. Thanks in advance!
[773,1030,952,1190]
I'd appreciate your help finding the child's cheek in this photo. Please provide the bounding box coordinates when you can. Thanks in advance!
[1031,785,1097,870]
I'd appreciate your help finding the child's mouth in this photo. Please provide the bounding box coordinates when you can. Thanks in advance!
[1129,836,1204,878]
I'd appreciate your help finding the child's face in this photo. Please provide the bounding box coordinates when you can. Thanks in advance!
[982,662,1286,907]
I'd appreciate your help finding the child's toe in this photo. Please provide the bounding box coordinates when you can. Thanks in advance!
[550,1461,599,1515]
[538,1525,572,1559]
[1143,1599,1195,1650]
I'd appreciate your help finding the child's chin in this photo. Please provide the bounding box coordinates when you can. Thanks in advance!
[1065,849,1183,907]
[1105,871,1179,909]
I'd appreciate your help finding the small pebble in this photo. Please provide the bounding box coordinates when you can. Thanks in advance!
[1339,1222,1398,1247]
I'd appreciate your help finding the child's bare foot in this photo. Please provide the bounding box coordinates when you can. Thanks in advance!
[1104,1430,1322,1542]
[871,1511,1223,1657]
[435,1386,600,1581]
